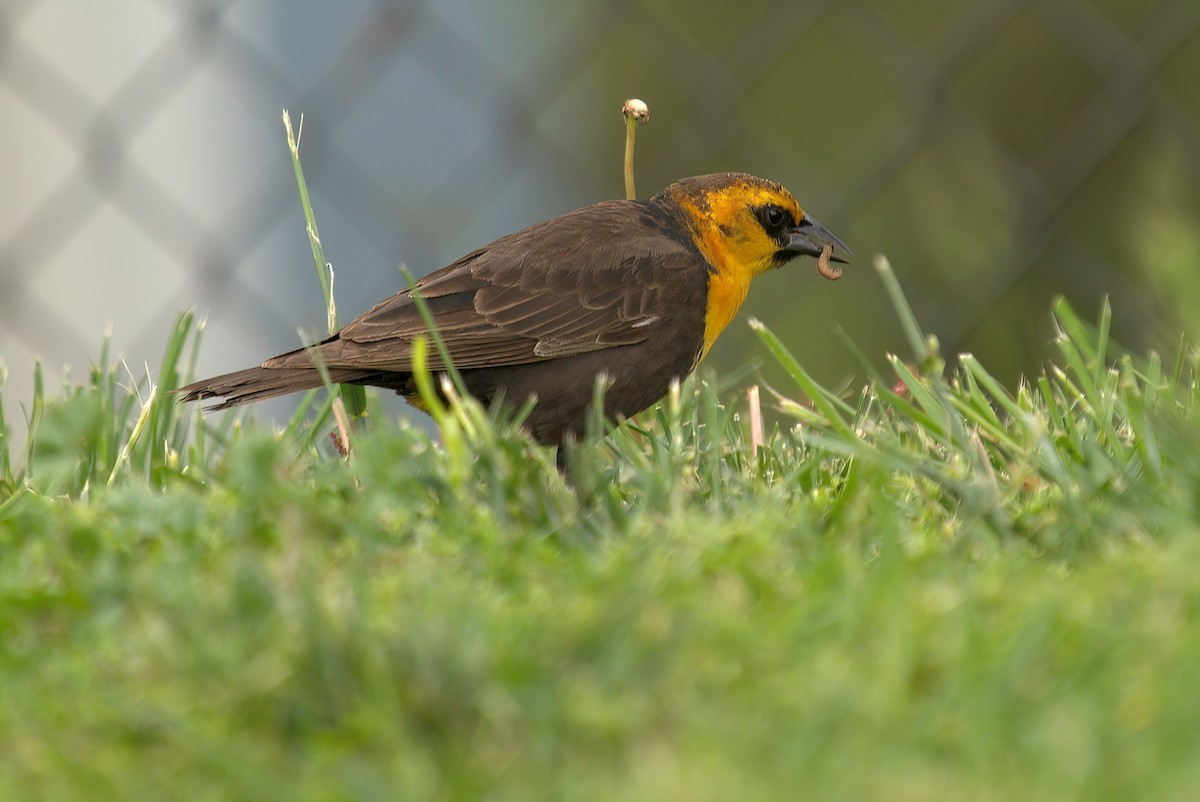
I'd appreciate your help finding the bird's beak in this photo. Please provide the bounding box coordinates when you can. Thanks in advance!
[784,215,852,264]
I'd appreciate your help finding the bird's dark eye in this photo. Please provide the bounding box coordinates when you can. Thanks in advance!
[757,204,790,234]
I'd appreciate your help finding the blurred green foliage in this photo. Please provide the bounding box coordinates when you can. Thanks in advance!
[4,279,1200,799]
[529,0,1200,395]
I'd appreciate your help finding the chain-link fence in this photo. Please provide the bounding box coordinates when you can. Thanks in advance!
[3,0,1199,425]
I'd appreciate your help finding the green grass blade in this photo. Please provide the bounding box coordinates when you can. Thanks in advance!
[282,110,367,419]
[0,362,10,487]
[749,318,856,439]
[400,265,469,402]
[108,387,157,487]
[24,359,45,481]
[874,254,937,370]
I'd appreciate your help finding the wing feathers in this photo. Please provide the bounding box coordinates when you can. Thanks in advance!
[288,201,696,374]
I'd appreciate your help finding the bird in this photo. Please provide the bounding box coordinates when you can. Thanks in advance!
[175,172,850,463]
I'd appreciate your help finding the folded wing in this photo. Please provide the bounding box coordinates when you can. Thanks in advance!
[265,201,692,373]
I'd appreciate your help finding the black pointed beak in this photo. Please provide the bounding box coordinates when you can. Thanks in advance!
[784,215,852,264]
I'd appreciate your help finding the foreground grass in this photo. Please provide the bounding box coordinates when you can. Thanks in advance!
[2,275,1199,800]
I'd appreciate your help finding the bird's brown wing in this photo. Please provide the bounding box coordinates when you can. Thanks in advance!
[265,201,695,374]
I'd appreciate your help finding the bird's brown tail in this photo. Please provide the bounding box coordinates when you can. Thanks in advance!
[173,365,377,410]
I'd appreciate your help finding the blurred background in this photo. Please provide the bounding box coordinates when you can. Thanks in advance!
[3,0,1200,431]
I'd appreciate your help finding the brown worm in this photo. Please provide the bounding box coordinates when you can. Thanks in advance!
[817,242,842,281]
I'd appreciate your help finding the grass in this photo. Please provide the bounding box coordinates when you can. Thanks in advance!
[1,253,1199,800]
[2,123,1197,798]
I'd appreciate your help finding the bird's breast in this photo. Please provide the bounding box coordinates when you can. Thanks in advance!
[700,267,751,361]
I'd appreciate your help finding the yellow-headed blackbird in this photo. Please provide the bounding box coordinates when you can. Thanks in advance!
[176,172,849,449]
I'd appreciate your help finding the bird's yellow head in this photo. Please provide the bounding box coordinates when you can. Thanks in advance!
[656,172,850,359]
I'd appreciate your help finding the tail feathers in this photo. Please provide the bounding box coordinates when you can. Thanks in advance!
[173,365,377,410]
